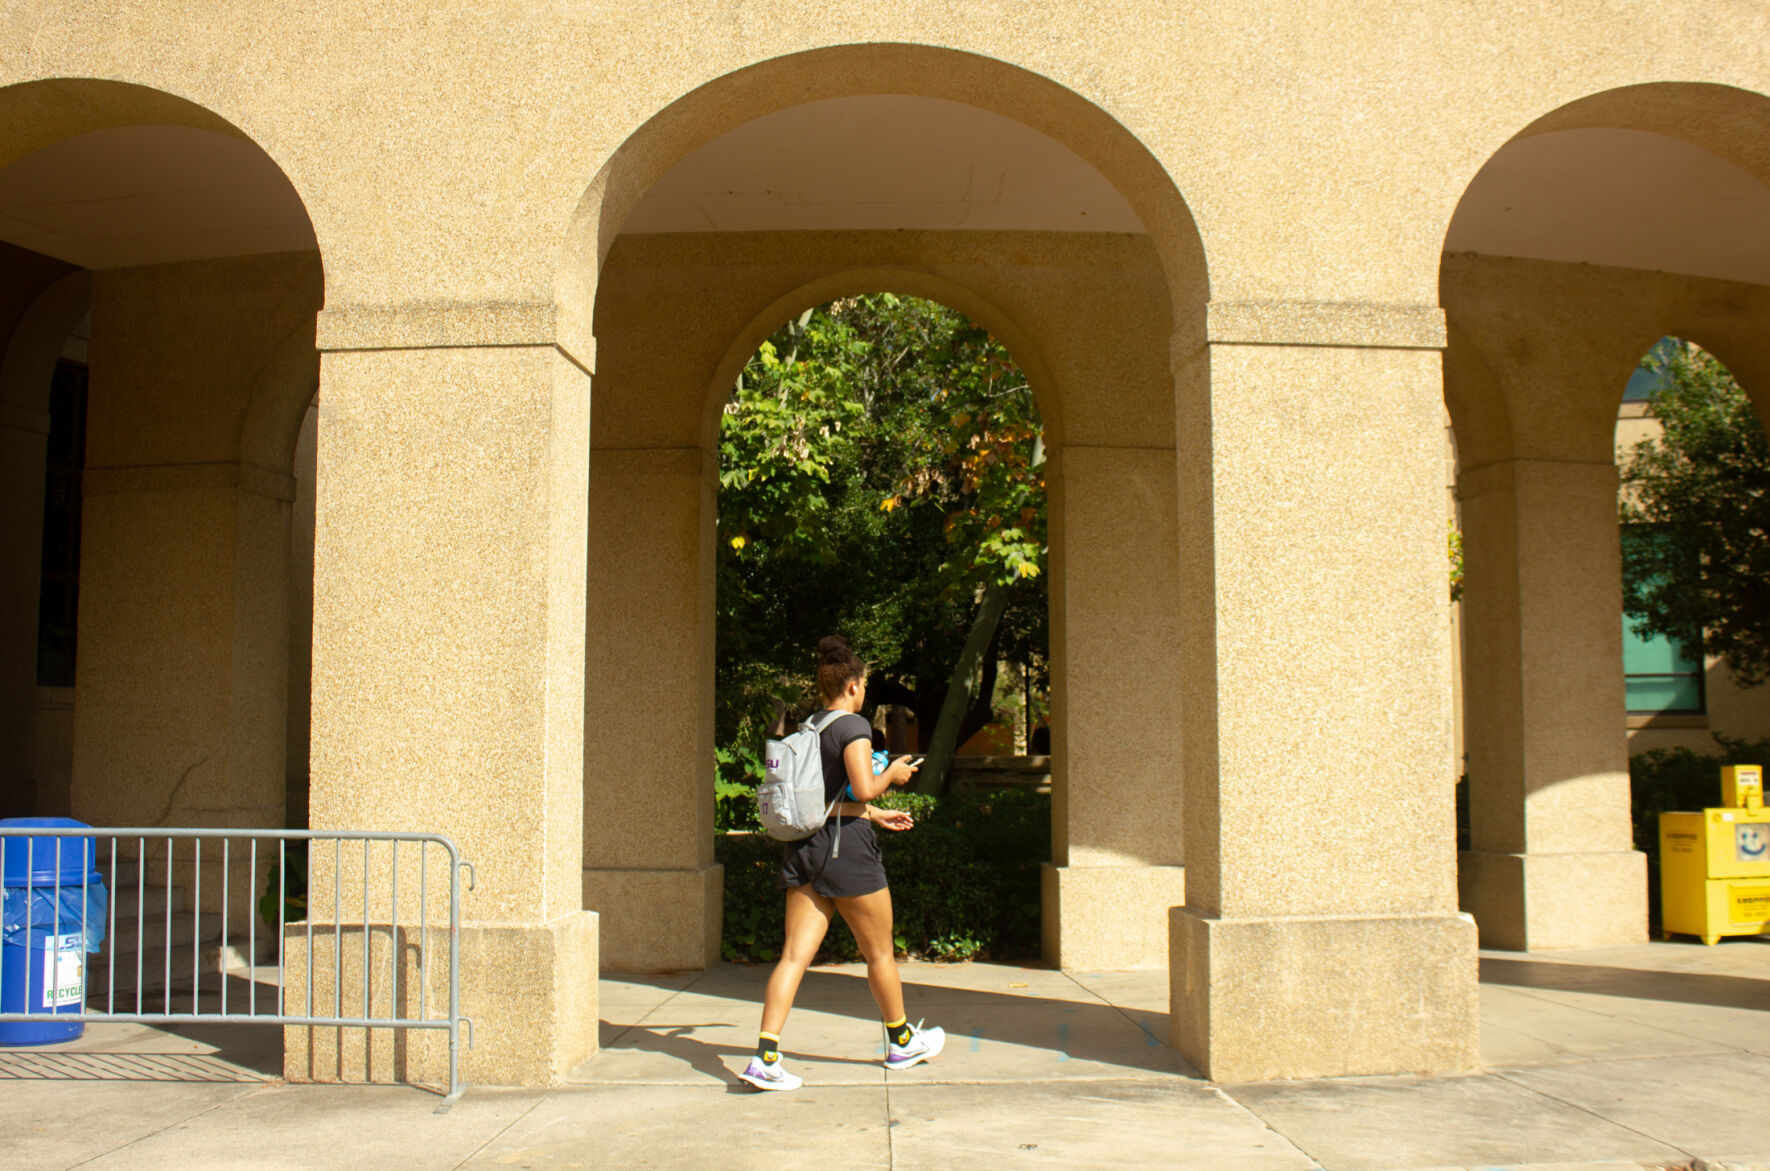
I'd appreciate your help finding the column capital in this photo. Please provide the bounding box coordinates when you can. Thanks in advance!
[317,302,593,375]
[1173,300,1447,368]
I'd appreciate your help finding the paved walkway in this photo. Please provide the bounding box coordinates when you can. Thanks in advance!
[3,941,1770,1169]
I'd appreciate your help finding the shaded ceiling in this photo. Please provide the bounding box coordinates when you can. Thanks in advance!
[1,114,1764,290]
[1446,128,1770,286]
[0,125,315,269]
[620,95,1148,235]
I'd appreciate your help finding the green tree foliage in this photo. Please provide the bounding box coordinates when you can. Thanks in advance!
[1619,340,1770,686]
[716,294,1046,787]
[1447,520,1464,604]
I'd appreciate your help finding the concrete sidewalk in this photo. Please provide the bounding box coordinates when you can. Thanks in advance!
[3,941,1770,1169]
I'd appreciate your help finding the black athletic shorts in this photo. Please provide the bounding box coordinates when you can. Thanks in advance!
[778,818,888,899]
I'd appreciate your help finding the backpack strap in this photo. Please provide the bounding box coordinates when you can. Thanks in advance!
[802,709,850,735]
[804,709,858,857]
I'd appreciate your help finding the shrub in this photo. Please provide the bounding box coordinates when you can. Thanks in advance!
[714,786,1049,964]
[715,778,762,834]
[714,743,764,833]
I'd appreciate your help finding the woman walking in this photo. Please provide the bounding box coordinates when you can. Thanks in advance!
[740,636,946,1091]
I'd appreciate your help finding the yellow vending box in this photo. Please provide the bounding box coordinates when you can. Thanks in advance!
[1660,765,1770,945]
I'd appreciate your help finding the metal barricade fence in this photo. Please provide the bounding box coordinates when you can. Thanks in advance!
[0,827,475,1110]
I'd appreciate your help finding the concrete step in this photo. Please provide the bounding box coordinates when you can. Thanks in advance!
[86,938,260,997]
[86,910,228,993]
[83,948,258,997]
[106,909,222,953]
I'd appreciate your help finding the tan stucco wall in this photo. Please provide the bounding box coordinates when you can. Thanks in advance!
[4,0,1770,1085]
[2,4,1765,320]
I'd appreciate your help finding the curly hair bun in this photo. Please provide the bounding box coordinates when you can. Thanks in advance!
[815,635,866,700]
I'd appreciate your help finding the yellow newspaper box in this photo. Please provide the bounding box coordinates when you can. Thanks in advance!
[1660,765,1770,945]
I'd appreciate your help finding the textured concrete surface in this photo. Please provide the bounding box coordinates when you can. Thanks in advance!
[10,0,1770,1091]
[1041,861,1187,970]
[1171,908,1481,1081]
[4,943,1769,1169]
[1173,339,1475,1078]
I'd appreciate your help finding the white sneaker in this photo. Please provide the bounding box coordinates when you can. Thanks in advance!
[739,1056,802,1091]
[885,1020,945,1070]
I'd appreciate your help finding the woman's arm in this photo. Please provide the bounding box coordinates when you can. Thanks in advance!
[841,737,890,802]
[834,801,915,830]
[839,737,920,802]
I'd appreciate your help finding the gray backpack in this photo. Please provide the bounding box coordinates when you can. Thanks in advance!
[759,710,849,854]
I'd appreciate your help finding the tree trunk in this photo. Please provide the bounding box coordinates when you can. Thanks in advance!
[953,628,1004,750]
[915,580,1011,795]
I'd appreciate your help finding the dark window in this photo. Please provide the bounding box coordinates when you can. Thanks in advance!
[37,359,86,686]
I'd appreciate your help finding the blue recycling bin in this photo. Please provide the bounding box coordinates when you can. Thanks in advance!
[1,818,106,1045]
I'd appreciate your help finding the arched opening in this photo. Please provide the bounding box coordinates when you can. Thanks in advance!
[569,49,1204,973]
[1440,82,1770,950]
[0,80,322,958]
[710,290,1051,964]
[1614,336,1770,936]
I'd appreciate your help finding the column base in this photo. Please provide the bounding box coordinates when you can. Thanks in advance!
[583,865,722,971]
[285,909,599,1088]
[1041,863,1185,968]
[1459,848,1647,950]
[1170,907,1478,1081]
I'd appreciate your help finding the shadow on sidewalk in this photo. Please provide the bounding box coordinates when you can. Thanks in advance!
[0,1047,269,1082]
[599,1017,885,1092]
[0,971,282,1084]
[1481,955,1770,1011]
[597,965,1186,1083]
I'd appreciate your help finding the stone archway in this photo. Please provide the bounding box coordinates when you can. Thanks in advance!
[584,236,1187,972]
[0,77,323,942]
[1441,81,1770,950]
[563,49,1208,979]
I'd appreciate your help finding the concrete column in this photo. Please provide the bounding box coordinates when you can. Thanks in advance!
[72,463,292,836]
[582,445,721,972]
[305,332,597,1087]
[286,404,317,829]
[1042,444,1185,968]
[1169,302,1478,1082]
[1457,458,1646,949]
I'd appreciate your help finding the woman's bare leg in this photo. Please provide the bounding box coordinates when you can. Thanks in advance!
[760,885,835,1037]
[835,887,905,1024]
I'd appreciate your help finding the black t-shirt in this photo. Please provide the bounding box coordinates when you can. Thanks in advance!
[812,711,873,804]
